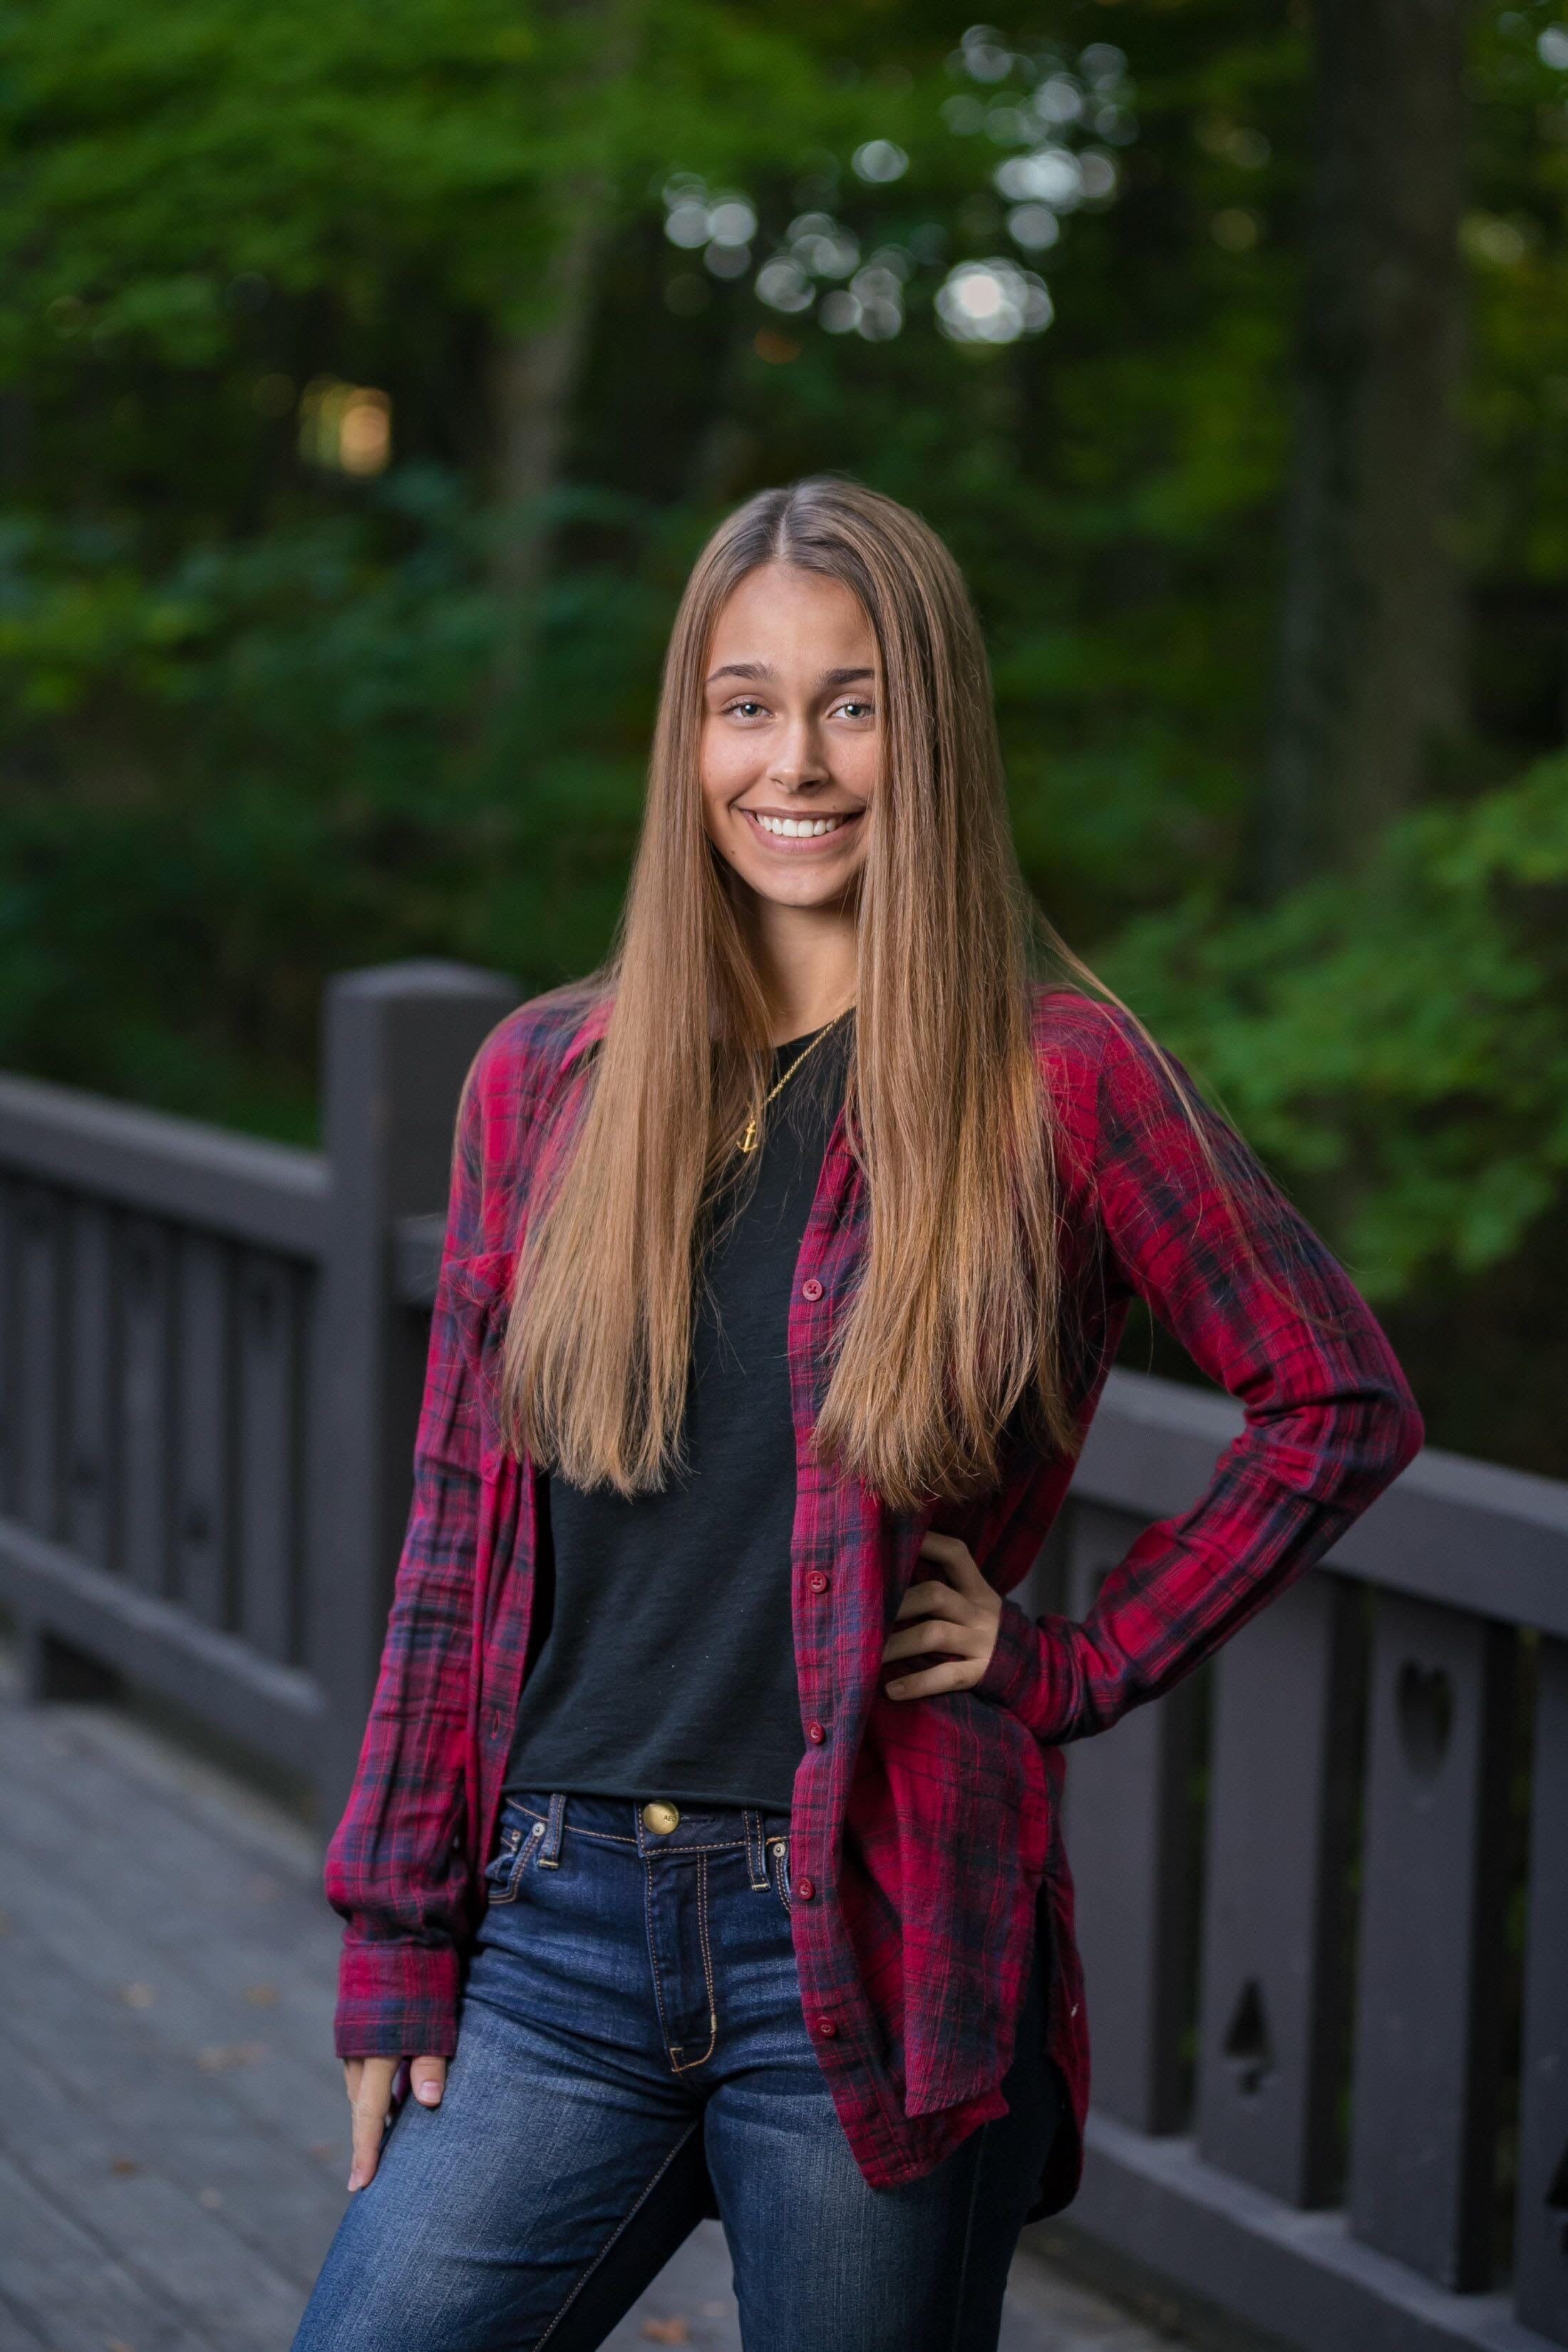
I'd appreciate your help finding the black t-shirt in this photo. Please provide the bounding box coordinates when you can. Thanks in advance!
[505,1022,850,1813]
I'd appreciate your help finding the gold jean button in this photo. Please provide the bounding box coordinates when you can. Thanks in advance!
[642,1801,681,1836]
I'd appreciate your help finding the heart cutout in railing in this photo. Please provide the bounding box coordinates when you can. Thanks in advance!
[1396,1660,1453,1782]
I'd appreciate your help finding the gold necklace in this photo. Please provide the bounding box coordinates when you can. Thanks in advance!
[736,1007,854,1155]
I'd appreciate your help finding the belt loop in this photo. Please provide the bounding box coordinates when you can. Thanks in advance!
[743,1809,768,1890]
[537,1792,567,1869]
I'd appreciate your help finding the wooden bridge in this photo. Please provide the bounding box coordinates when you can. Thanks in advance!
[0,1648,1188,2351]
[0,961,1565,2352]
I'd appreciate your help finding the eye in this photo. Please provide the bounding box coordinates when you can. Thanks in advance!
[726,698,768,720]
[832,698,875,721]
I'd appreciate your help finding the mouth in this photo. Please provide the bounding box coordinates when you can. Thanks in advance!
[740,808,863,845]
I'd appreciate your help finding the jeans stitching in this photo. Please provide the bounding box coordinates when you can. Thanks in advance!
[644,1855,676,2060]
[537,1791,567,1869]
[486,1817,545,1905]
[668,1855,718,2074]
[639,1837,755,1856]
[532,2116,705,2349]
[505,1802,639,1849]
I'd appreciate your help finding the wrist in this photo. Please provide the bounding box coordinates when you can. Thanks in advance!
[976,1599,1076,1741]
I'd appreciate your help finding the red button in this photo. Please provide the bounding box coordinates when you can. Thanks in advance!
[796,1877,816,1901]
[807,1721,826,1743]
[801,1277,823,1301]
[808,1570,830,1594]
[813,2016,838,2040]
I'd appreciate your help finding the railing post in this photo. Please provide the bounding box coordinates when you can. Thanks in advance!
[1194,1572,1361,2206]
[1062,1499,1204,2134]
[307,961,520,1831]
[1516,1634,1568,2343]
[1346,1592,1515,2289]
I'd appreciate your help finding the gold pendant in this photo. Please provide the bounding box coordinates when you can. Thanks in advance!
[738,1118,758,1155]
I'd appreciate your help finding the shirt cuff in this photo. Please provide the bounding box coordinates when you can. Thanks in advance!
[977,1599,1078,1743]
[334,1938,462,2060]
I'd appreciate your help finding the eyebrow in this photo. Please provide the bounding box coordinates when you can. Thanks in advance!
[705,662,877,688]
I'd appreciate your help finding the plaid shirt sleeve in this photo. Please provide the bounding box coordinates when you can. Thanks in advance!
[981,1002,1424,1742]
[324,1061,490,2060]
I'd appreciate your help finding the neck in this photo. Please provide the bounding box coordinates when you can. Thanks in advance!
[744,895,858,1045]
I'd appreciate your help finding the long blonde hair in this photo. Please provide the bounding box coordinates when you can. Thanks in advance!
[505,478,1085,1510]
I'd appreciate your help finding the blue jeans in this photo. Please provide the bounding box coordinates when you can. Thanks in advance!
[294,1793,1060,2352]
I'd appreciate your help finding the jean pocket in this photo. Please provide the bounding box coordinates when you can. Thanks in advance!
[769,1837,793,1917]
[484,1812,545,1906]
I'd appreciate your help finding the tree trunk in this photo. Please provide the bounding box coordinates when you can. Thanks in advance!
[487,200,607,697]
[1261,0,1470,894]
[485,0,643,702]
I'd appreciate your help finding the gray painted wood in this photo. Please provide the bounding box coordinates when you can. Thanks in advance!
[1515,1634,1568,2344]
[65,1197,115,1569]
[1061,1501,1202,2136]
[1076,2109,1559,2352]
[119,1216,175,1597]
[2,2039,309,2351]
[0,1515,322,1760]
[391,1209,443,1309]
[1077,1368,1568,1642]
[1347,1594,1515,2290]
[308,961,520,1822]
[0,1177,16,1520]
[0,1069,326,1254]
[235,1252,306,1667]
[15,1184,63,1540]
[1195,1574,1360,2207]
[175,1232,232,1629]
[0,2146,215,2352]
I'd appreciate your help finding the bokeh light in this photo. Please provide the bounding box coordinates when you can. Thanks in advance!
[852,140,909,184]
[755,257,815,314]
[299,380,391,475]
[994,148,1083,209]
[956,25,1014,83]
[788,213,860,279]
[1007,204,1060,252]
[935,258,1052,344]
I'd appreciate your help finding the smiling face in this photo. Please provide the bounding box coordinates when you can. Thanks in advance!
[699,562,879,912]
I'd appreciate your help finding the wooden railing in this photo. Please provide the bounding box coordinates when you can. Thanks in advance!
[0,961,519,1817]
[1,959,1564,2352]
[1031,1375,1568,2351]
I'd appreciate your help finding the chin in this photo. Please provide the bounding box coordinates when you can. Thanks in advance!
[743,862,862,909]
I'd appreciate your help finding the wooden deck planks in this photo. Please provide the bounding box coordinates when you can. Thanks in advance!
[0,1684,346,2351]
[0,1676,1192,2352]
[0,2146,214,2352]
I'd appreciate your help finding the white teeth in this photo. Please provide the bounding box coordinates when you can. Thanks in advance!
[754,813,847,838]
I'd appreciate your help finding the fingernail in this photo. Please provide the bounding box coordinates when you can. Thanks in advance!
[416,2083,440,2104]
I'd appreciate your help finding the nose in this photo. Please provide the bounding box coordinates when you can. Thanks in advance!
[767,712,827,790]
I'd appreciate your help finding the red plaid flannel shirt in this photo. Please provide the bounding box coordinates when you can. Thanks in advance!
[326,986,1422,2207]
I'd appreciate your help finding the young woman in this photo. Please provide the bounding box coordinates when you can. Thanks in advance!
[294,480,1421,2352]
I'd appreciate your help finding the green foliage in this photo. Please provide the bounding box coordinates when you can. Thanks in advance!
[1106,755,1568,1293]
[4,0,1568,1466]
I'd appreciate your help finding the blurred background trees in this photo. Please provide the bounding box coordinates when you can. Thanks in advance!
[2,0,1567,1466]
